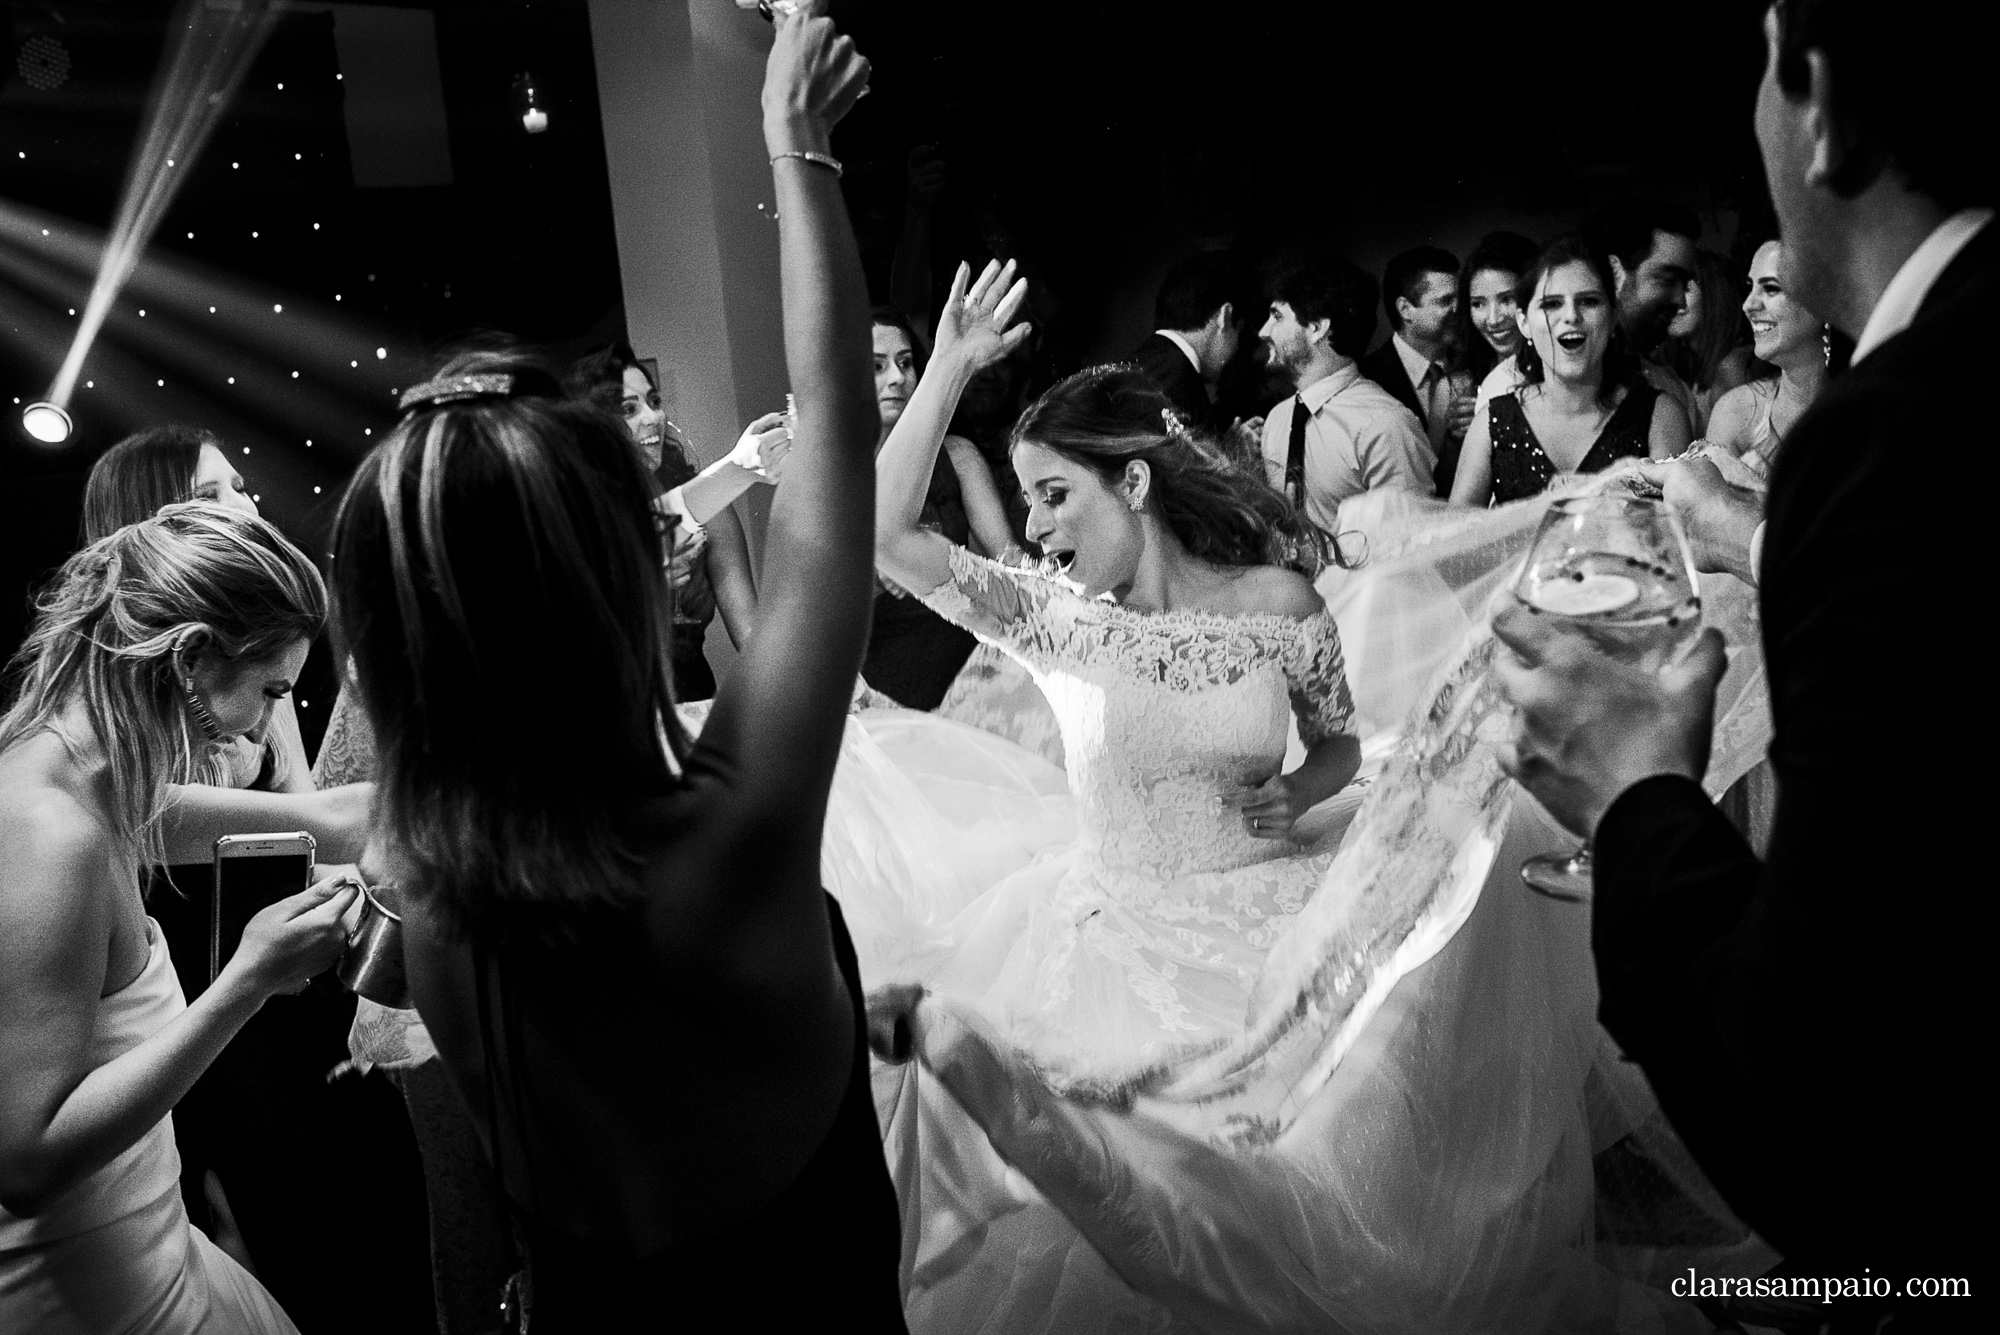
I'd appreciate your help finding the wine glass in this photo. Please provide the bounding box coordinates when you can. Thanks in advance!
[1512,493,1701,901]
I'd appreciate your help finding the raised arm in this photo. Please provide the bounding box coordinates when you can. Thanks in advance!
[875,260,1031,593]
[945,436,1020,559]
[692,11,873,834]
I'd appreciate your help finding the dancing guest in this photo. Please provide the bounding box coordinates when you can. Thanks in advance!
[1258,251,1433,536]
[864,306,1017,709]
[1495,0,1990,1304]
[1662,249,1757,435]
[568,343,768,701]
[1581,198,1703,424]
[1451,234,1691,506]
[79,430,430,1331]
[0,505,358,1335]
[333,13,904,1329]
[1360,246,1475,489]
[1128,252,1248,434]
[1704,239,1827,476]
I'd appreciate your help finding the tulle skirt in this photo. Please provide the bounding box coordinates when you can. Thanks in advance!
[818,480,1778,1332]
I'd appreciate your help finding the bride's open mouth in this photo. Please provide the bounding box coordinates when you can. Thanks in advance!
[1046,548,1077,575]
[1555,331,1587,353]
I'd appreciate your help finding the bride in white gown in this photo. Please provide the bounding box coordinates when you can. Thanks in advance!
[826,262,1773,1332]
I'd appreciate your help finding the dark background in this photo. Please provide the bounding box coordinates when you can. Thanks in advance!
[3,0,1771,739]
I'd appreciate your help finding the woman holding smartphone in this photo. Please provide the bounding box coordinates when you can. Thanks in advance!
[0,504,356,1334]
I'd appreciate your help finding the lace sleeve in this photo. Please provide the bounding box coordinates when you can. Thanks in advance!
[919,543,1070,664]
[1282,611,1356,746]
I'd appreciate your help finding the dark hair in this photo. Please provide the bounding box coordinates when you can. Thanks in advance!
[1665,249,1751,392]
[1153,253,1250,333]
[564,340,648,414]
[1263,251,1377,359]
[1381,246,1459,333]
[1010,364,1327,573]
[1513,234,1632,410]
[81,425,218,544]
[1581,198,1701,272]
[1772,0,1994,209]
[1453,232,1540,380]
[870,305,928,367]
[330,351,684,943]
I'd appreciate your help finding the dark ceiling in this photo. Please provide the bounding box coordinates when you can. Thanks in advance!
[2,0,1772,675]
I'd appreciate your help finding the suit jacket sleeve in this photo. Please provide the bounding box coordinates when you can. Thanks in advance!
[1589,373,1978,1271]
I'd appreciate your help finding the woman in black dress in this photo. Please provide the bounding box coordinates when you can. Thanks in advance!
[1450,234,1691,506]
[863,307,1017,709]
[332,14,904,1330]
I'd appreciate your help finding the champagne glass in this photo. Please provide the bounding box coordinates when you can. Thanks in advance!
[1512,493,1701,901]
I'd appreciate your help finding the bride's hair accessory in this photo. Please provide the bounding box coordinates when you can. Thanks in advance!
[171,628,227,742]
[398,373,516,414]
[1159,406,1188,436]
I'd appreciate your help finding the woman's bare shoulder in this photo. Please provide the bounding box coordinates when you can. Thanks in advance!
[0,775,114,950]
[1228,564,1325,621]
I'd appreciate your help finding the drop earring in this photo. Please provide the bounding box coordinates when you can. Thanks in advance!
[1126,491,1145,513]
[1822,324,1832,367]
[173,630,226,742]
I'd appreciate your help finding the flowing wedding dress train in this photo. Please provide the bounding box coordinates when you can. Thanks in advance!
[816,479,1776,1332]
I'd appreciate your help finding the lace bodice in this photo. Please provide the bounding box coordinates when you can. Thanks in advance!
[922,547,1353,884]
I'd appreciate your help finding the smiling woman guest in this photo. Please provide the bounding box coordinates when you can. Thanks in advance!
[1703,240,1828,477]
[1450,233,1691,506]
[1459,230,1541,410]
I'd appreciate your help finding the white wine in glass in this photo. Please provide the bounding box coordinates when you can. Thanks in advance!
[1513,493,1701,901]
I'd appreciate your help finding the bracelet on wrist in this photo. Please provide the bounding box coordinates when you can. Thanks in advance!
[770,149,842,178]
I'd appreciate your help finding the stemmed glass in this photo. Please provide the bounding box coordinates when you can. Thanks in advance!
[1512,493,1702,901]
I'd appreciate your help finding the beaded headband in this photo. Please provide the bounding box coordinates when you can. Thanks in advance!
[397,373,515,414]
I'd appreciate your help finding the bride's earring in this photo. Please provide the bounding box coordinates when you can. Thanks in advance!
[1126,490,1145,514]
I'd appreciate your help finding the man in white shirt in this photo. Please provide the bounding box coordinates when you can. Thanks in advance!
[1256,252,1433,536]
[1361,247,1478,497]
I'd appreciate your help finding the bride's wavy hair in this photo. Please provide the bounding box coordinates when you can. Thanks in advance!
[330,351,686,943]
[0,505,325,876]
[1010,364,1332,573]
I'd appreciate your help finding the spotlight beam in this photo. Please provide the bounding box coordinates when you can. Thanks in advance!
[40,0,281,418]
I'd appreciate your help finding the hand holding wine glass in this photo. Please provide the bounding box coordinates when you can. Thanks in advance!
[1491,494,1726,899]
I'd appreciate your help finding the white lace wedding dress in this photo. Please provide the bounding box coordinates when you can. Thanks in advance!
[819,493,1774,1332]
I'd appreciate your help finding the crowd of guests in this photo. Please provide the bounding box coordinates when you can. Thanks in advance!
[0,0,1985,1331]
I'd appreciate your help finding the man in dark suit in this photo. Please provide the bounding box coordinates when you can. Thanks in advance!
[1360,246,1474,496]
[1493,0,1988,1320]
[1127,253,1248,435]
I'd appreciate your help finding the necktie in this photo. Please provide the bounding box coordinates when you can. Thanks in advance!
[1284,395,1309,509]
[1422,363,1454,453]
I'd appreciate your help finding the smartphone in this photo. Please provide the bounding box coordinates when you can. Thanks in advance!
[210,832,316,987]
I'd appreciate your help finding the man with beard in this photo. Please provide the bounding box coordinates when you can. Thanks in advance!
[1257,251,1433,538]
[1582,199,1703,427]
[1494,0,1990,1322]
